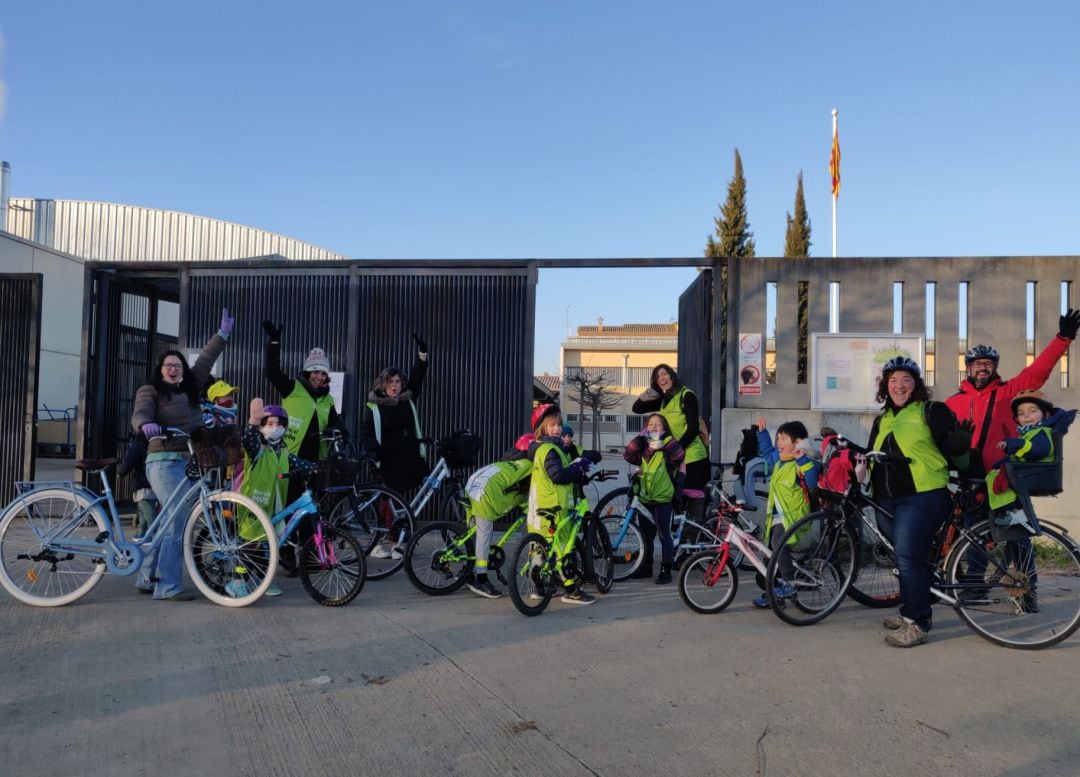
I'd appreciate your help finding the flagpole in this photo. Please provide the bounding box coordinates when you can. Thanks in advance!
[832,108,838,258]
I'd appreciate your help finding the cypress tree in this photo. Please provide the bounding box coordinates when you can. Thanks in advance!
[705,148,755,258]
[783,171,812,384]
[783,171,812,257]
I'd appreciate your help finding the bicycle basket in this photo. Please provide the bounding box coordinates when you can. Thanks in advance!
[436,429,482,469]
[315,458,365,490]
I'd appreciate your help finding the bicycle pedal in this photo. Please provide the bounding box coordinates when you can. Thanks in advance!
[94,531,110,544]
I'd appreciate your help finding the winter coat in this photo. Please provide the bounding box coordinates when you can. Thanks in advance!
[359,356,428,493]
[265,340,343,463]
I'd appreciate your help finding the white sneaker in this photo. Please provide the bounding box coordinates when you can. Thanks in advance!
[390,545,404,561]
[371,544,392,559]
[264,583,283,597]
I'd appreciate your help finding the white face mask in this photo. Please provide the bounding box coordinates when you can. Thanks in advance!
[647,430,663,441]
[262,426,287,444]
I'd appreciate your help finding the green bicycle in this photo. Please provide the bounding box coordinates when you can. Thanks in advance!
[403,508,528,596]
[507,470,617,616]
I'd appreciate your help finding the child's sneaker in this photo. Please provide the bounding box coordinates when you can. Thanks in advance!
[561,588,596,605]
[390,545,404,561]
[225,579,250,599]
[994,508,1036,533]
[468,579,503,599]
[264,583,282,597]
[752,582,794,609]
[370,544,392,559]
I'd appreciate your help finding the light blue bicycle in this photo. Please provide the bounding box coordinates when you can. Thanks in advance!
[0,429,277,607]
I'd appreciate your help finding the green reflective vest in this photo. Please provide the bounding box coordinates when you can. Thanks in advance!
[238,443,290,541]
[467,460,532,520]
[661,386,707,464]
[283,380,334,458]
[639,439,676,504]
[367,399,427,458]
[764,457,816,545]
[531,442,574,514]
[871,401,949,493]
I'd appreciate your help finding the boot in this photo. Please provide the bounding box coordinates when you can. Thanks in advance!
[631,556,654,579]
[654,564,672,584]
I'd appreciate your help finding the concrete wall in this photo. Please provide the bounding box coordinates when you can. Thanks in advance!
[0,232,84,414]
[717,256,1080,529]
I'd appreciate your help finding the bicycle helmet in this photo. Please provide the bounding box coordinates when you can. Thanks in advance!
[1010,389,1055,417]
[964,344,1000,366]
[260,404,288,424]
[530,403,561,433]
[881,356,921,377]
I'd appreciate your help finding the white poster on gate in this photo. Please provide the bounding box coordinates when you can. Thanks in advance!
[738,333,763,395]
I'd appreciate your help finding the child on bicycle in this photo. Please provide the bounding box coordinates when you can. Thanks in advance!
[527,403,603,605]
[463,459,533,599]
[623,413,685,584]
[751,418,820,609]
[988,390,1076,533]
[235,397,318,598]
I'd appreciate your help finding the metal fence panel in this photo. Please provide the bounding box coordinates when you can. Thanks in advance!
[0,275,42,498]
[677,269,713,423]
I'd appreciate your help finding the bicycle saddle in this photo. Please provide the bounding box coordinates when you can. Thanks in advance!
[75,458,121,472]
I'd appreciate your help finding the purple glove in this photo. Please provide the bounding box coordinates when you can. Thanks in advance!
[219,307,235,338]
[141,423,163,438]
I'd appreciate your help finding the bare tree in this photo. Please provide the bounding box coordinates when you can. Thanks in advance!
[563,370,624,450]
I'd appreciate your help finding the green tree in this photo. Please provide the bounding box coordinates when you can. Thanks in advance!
[783,171,812,383]
[705,148,755,258]
[783,171,812,258]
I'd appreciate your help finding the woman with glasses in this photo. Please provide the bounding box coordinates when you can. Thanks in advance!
[130,308,235,601]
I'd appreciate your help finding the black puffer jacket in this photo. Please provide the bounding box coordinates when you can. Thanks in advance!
[359,357,428,493]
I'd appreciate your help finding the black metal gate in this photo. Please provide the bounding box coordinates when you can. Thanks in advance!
[82,271,177,497]
[677,268,714,424]
[0,274,42,499]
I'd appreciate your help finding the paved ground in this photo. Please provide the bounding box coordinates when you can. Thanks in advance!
[2,556,1080,777]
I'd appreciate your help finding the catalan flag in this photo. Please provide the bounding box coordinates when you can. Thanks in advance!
[830,124,841,198]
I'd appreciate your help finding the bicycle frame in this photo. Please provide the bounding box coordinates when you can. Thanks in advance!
[711,521,773,581]
[15,461,215,576]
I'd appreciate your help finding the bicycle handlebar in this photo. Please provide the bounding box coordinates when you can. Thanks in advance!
[148,427,192,442]
[832,435,910,465]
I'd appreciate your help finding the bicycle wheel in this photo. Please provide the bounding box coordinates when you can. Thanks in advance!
[594,487,631,523]
[404,521,474,596]
[507,532,555,616]
[846,512,901,608]
[329,485,415,580]
[680,515,742,570]
[183,491,278,608]
[584,520,615,593]
[600,512,644,581]
[766,510,857,626]
[441,490,467,524]
[0,487,109,607]
[947,524,1080,649]
[677,549,738,614]
[299,525,366,607]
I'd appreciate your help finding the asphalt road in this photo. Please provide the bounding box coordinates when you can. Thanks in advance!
[2,553,1079,777]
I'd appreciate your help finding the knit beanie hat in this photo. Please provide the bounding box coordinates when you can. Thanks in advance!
[303,348,331,373]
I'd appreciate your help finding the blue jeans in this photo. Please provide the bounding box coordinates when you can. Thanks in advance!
[876,488,951,631]
[138,458,192,599]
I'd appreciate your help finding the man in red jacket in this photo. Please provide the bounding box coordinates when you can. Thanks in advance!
[946,309,1080,475]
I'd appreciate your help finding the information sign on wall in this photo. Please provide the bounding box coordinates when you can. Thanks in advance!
[738,333,763,395]
[810,333,924,411]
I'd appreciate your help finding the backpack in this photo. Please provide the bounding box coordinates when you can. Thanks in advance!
[732,426,759,478]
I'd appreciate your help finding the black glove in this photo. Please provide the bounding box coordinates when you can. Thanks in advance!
[1059,309,1080,340]
[582,450,603,464]
[948,419,975,451]
[262,320,282,341]
[412,332,428,353]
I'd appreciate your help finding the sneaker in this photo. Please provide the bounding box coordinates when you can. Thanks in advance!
[885,622,928,648]
[468,579,503,599]
[561,588,596,605]
[751,592,786,609]
[370,544,392,559]
[882,613,909,630]
[1021,593,1040,613]
[528,592,544,601]
[225,579,250,599]
[161,591,197,602]
[264,584,283,597]
[390,545,404,561]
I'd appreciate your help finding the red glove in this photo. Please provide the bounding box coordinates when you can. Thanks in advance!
[992,468,1010,495]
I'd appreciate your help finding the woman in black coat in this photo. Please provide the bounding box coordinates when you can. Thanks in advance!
[359,334,429,495]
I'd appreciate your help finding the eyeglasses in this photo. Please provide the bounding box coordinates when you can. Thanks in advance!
[162,363,184,371]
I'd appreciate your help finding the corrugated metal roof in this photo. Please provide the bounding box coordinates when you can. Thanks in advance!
[5,198,347,263]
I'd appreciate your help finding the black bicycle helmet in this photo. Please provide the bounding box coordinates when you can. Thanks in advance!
[964,344,1000,366]
[881,356,921,377]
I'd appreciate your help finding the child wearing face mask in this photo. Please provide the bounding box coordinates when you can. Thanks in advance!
[623,413,686,583]
[751,417,820,609]
[235,398,317,598]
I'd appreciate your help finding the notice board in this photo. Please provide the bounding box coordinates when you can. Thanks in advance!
[811,333,924,411]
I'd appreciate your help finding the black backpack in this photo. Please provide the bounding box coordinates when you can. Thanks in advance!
[732,426,759,478]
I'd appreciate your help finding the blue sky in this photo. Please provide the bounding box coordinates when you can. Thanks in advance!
[2,1,1078,372]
